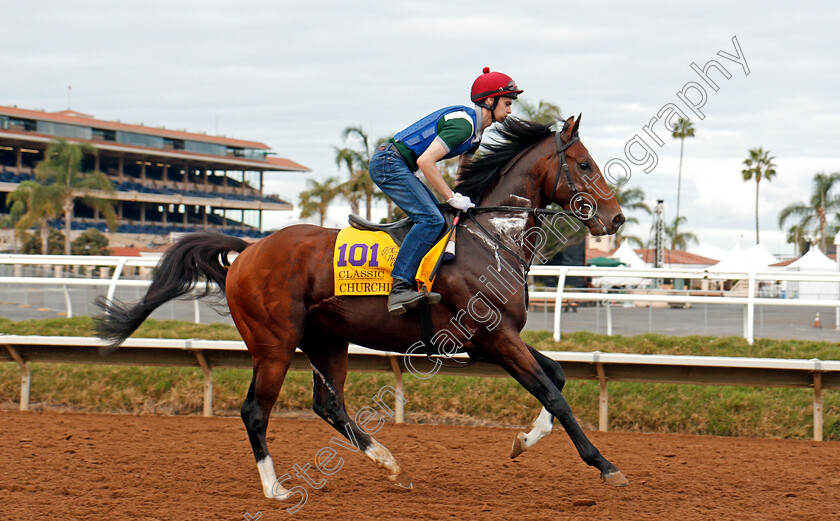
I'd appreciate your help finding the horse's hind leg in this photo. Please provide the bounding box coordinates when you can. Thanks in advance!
[511,345,566,458]
[302,333,412,490]
[240,348,295,499]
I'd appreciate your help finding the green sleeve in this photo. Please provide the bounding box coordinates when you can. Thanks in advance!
[435,116,473,154]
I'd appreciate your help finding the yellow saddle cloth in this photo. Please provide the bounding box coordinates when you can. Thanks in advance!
[333,227,448,296]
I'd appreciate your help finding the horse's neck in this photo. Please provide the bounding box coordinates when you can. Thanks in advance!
[473,154,548,267]
[480,154,546,210]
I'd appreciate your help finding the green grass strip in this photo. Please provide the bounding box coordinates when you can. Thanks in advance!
[0,318,837,440]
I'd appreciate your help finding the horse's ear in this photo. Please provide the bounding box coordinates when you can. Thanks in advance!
[561,116,575,135]
[571,113,582,136]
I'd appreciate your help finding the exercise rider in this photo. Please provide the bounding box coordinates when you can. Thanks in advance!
[368,67,523,315]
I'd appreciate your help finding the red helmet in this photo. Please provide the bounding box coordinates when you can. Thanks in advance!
[470,67,523,104]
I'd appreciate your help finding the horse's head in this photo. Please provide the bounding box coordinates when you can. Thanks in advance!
[543,115,625,235]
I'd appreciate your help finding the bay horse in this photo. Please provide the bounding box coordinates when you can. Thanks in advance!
[94,115,628,500]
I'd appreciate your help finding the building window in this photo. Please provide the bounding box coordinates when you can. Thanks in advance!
[244,148,266,160]
[116,131,164,149]
[164,138,184,150]
[36,121,92,140]
[184,140,226,156]
[8,117,36,132]
[92,128,116,141]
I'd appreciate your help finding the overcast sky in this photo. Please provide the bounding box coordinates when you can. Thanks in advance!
[3,1,839,255]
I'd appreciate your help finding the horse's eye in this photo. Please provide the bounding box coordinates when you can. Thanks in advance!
[580,162,590,170]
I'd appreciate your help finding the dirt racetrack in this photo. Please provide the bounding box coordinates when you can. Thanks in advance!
[1,410,839,521]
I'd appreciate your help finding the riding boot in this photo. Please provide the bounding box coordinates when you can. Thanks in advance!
[387,279,440,315]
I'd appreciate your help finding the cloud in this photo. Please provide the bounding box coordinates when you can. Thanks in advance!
[2,1,838,250]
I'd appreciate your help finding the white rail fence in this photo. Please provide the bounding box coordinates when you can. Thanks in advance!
[3,255,840,343]
[528,265,840,344]
[0,254,201,321]
[1,335,837,441]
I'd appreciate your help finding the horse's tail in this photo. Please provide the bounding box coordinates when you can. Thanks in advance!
[93,232,251,354]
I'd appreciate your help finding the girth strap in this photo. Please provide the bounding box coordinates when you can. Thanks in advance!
[418,303,435,351]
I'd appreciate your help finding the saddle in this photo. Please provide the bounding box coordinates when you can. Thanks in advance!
[348,205,456,246]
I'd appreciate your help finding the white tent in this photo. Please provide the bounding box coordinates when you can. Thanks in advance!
[743,243,779,267]
[788,247,836,270]
[785,248,838,300]
[590,242,648,288]
[611,242,647,268]
[709,243,778,273]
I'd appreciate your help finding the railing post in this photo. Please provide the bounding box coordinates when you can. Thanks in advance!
[193,299,200,324]
[595,355,608,432]
[813,367,823,442]
[388,355,405,424]
[605,301,613,336]
[106,258,127,302]
[553,268,568,342]
[192,349,213,417]
[746,271,756,345]
[62,285,72,318]
[5,345,30,411]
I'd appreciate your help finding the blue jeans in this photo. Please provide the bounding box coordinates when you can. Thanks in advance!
[368,147,445,285]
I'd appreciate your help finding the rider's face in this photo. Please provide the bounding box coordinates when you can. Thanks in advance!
[493,97,514,121]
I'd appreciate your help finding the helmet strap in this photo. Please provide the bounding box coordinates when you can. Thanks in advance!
[476,98,500,124]
[488,97,500,122]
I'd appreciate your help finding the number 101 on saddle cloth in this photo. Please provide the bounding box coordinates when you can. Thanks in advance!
[333,227,447,296]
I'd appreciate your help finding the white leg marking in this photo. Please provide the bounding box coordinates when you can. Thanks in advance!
[522,407,554,450]
[257,456,290,499]
[364,439,403,480]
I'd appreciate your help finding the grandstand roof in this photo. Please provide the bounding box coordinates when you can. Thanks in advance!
[0,105,269,149]
[0,127,310,172]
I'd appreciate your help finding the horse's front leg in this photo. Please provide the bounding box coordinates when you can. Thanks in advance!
[487,331,628,486]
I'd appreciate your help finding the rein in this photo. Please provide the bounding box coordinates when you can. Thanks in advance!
[467,206,574,215]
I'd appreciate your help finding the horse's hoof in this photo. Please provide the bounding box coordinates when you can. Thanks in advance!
[510,431,526,459]
[391,471,414,490]
[600,470,629,487]
[269,487,294,500]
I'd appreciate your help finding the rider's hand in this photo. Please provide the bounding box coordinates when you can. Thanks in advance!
[447,192,475,212]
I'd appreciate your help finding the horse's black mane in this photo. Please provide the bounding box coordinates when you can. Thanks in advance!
[454,118,554,203]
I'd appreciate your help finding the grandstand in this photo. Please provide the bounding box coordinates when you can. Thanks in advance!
[0,105,309,246]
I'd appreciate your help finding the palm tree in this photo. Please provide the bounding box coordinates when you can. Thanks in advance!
[334,126,383,220]
[784,223,809,256]
[741,147,777,244]
[515,98,563,127]
[671,118,695,222]
[35,138,117,254]
[299,177,340,226]
[6,180,63,254]
[779,172,840,252]
[612,185,651,248]
[0,197,26,252]
[665,215,698,250]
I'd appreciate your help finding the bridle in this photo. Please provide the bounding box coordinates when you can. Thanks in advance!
[550,131,580,205]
